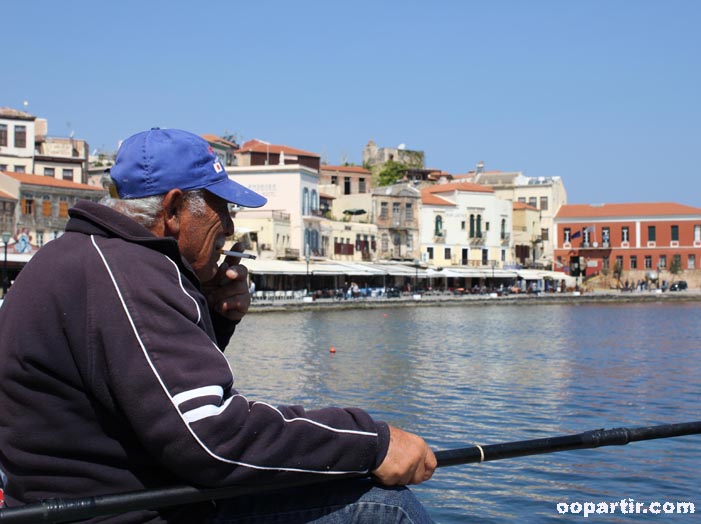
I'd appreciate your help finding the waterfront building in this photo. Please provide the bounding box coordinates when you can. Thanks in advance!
[0,169,105,287]
[202,134,239,167]
[319,165,373,219]
[419,181,513,268]
[237,139,320,170]
[372,183,421,261]
[227,163,321,259]
[512,201,542,267]
[0,107,89,184]
[459,162,568,268]
[553,202,701,286]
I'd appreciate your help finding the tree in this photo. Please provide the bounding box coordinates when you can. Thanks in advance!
[669,255,682,281]
[612,259,623,288]
[377,160,408,186]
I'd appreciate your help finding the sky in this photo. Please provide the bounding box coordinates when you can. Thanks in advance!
[4,0,700,206]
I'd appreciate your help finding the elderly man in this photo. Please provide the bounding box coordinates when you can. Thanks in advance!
[0,128,436,523]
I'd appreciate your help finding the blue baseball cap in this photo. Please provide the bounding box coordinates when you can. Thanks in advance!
[110,128,267,208]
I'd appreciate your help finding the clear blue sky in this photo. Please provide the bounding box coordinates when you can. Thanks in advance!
[5,0,700,206]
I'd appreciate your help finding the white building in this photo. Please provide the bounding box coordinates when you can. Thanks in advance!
[0,107,89,183]
[459,164,568,267]
[227,164,322,259]
[420,181,513,267]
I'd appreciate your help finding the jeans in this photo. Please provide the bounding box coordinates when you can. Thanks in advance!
[208,478,434,524]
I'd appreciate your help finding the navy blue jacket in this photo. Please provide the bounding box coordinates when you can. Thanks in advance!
[0,200,389,523]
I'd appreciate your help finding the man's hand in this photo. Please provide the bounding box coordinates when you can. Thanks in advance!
[372,425,437,486]
[201,242,252,322]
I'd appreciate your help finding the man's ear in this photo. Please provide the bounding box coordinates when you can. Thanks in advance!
[162,189,185,238]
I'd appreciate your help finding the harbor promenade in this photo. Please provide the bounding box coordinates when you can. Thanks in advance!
[249,288,701,312]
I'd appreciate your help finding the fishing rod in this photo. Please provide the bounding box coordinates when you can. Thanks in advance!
[1,420,699,524]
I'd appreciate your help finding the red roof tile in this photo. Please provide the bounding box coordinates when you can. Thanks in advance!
[0,189,16,201]
[424,181,494,194]
[240,139,319,158]
[557,202,701,218]
[513,202,538,210]
[421,192,455,206]
[1,171,104,191]
[202,134,238,148]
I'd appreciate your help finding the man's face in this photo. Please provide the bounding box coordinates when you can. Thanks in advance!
[177,191,234,282]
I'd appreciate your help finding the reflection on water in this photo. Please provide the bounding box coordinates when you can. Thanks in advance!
[229,302,701,523]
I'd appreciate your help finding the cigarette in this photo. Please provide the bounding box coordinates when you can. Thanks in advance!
[219,250,257,259]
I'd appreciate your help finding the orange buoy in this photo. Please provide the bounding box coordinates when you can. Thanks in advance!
[329,346,336,354]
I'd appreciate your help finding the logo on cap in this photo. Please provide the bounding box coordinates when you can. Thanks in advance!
[213,162,223,173]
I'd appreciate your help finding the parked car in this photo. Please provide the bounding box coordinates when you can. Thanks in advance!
[670,280,688,291]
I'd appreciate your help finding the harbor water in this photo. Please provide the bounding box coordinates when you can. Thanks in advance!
[228,301,701,522]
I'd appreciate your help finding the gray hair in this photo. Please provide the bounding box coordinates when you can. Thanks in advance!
[100,178,207,229]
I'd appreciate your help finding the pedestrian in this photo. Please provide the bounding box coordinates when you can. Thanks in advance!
[0,128,436,523]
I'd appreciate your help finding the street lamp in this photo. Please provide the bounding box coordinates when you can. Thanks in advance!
[2,231,11,297]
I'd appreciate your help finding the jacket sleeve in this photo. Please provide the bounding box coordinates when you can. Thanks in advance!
[88,239,389,487]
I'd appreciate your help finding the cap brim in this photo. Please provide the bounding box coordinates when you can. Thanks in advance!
[206,178,267,208]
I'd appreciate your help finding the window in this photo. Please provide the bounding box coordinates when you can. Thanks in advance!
[62,168,73,181]
[648,225,656,242]
[381,234,389,251]
[540,196,548,210]
[518,197,526,203]
[359,178,366,193]
[564,228,571,242]
[615,255,623,269]
[405,233,412,249]
[689,254,696,270]
[622,226,630,242]
[392,202,400,217]
[311,189,318,211]
[695,225,701,242]
[380,202,388,219]
[501,219,506,239]
[644,256,652,269]
[427,246,434,260]
[0,164,6,171]
[344,177,351,195]
[602,227,610,245]
[603,256,610,270]
[469,214,475,238]
[541,228,549,241]
[461,220,465,231]
[331,176,337,185]
[44,167,55,177]
[21,197,35,215]
[671,225,679,241]
[658,255,666,268]
[302,188,309,215]
[528,197,537,208]
[444,247,451,260]
[59,198,69,218]
[0,124,7,146]
[42,198,52,217]
[476,215,482,238]
[36,231,45,248]
[15,165,25,173]
[434,215,443,236]
[15,125,27,148]
[405,203,413,221]
[630,255,637,269]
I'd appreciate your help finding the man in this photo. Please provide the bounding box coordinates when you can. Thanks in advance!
[0,128,436,523]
